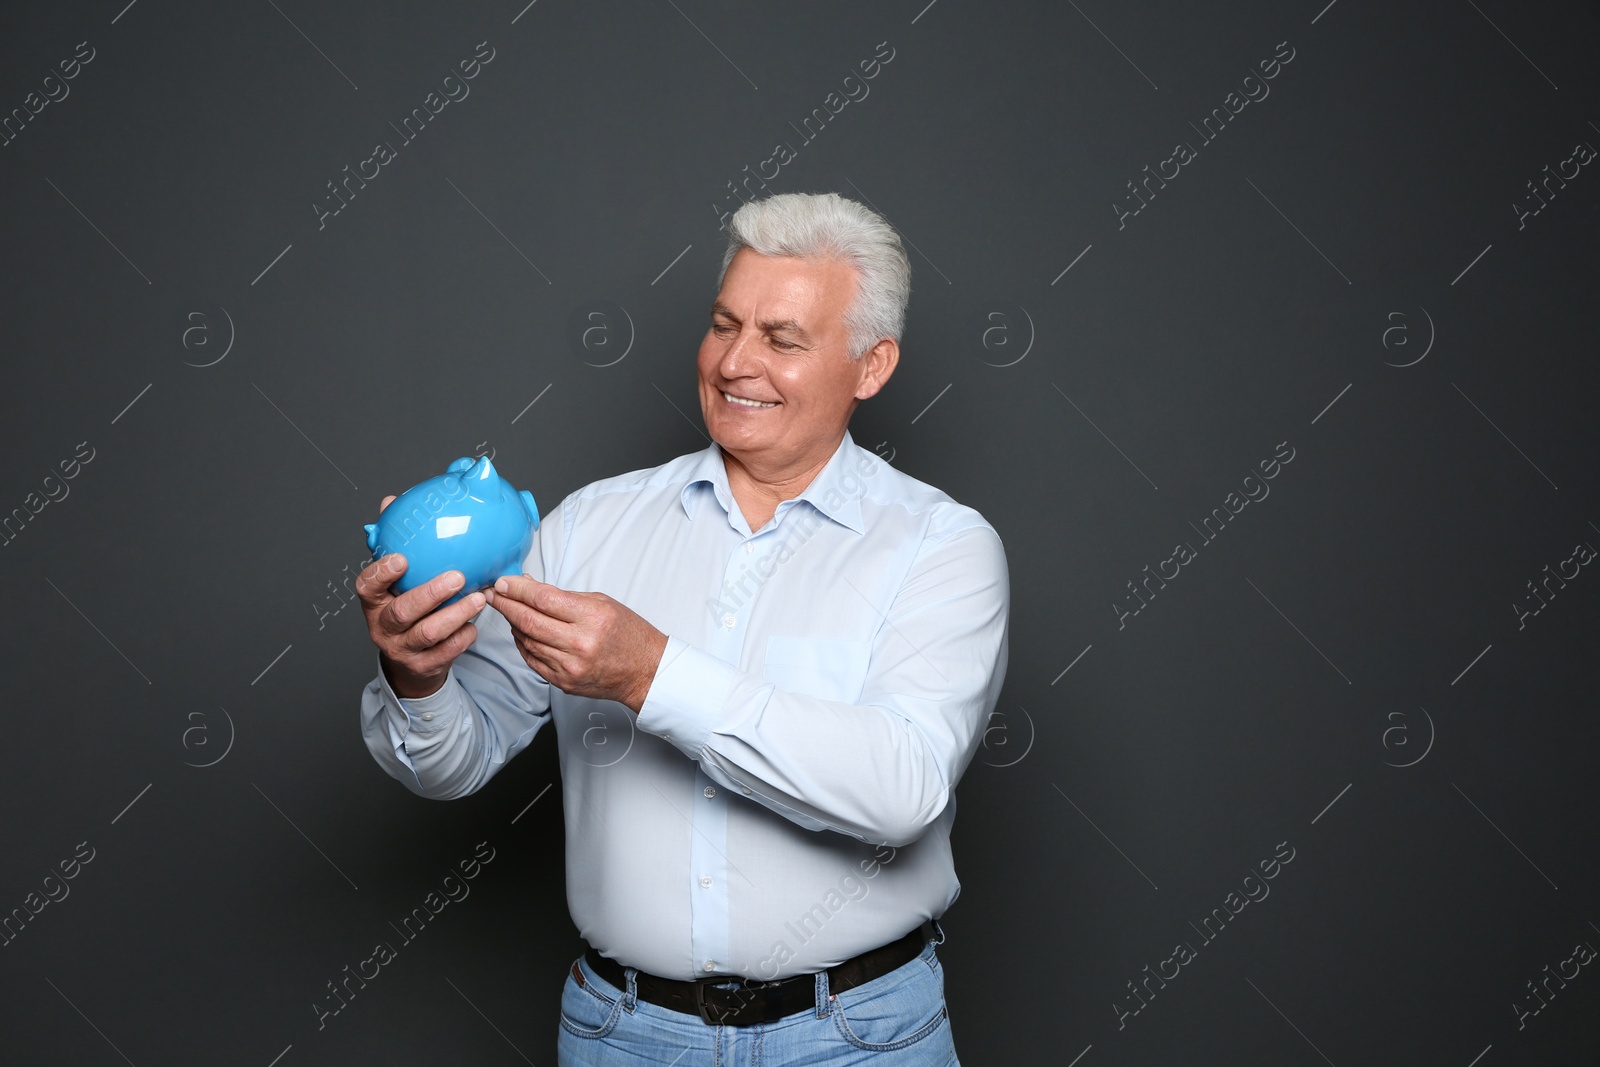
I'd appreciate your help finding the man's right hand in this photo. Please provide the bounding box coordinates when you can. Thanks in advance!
[357,494,488,701]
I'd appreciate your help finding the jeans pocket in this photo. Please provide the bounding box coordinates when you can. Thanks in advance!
[830,952,950,1052]
[559,960,623,1040]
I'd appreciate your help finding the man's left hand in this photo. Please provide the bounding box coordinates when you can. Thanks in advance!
[485,575,668,713]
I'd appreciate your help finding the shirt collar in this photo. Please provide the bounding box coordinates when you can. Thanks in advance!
[678,428,867,536]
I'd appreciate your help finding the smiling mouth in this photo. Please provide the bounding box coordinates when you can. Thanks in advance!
[722,390,779,409]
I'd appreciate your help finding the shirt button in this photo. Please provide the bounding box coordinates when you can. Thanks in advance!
[700,875,713,888]
[704,960,717,972]
[722,614,736,628]
[703,786,717,799]
[421,713,434,721]
[741,786,752,795]
[744,543,754,554]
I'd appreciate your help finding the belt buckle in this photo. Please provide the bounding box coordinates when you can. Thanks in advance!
[690,975,768,1026]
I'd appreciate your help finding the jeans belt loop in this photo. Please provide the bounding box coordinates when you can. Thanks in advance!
[813,967,831,1019]
[623,965,639,1013]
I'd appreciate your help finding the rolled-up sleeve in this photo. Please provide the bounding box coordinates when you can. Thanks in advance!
[358,497,570,800]
[637,523,1010,847]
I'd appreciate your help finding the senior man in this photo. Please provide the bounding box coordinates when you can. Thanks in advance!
[356,191,1009,1066]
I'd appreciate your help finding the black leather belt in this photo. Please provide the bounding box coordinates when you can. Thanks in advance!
[577,920,937,1027]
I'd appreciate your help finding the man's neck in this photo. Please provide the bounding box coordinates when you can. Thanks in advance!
[719,437,841,532]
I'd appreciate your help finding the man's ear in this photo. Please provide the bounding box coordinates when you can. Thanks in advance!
[855,337,899,400]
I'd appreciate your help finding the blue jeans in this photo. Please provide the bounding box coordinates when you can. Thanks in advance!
[556,933,960,1066]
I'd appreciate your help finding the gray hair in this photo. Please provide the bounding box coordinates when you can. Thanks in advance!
[716,192,912,361]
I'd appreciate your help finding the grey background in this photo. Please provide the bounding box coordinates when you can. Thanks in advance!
[2,0,1597,1063]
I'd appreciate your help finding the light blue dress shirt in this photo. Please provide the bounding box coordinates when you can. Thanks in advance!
[359,428,1010,980]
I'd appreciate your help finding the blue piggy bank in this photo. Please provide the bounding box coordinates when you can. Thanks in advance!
[364,455,540,608]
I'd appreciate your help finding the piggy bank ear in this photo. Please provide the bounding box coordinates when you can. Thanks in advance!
[364,523,380,552]
[445,456,476,474]
[465,455,495,483]
[520,490,540,529]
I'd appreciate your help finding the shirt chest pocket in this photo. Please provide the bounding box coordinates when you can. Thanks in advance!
[762,635,873,705]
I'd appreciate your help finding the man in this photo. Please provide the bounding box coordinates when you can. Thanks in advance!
[356,191,1009,1065]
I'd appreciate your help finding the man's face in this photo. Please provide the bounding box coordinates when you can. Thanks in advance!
[697,247,894,468]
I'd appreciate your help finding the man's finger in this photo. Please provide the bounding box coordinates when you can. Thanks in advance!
[513,629,571,688]
[487,591,572,652]
[355,553,407,604]
[403,589,487,653]
[384,570,469,634]
[492,574,585,622]
[378,494,396,514]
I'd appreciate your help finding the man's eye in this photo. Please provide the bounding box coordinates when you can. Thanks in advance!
[771,339,798,350]
[712,324,735,335]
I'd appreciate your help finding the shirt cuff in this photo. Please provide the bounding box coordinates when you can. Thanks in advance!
[374,650,461,737]
[635,636,741,757]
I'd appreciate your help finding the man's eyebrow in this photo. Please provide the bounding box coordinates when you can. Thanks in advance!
[710,302,813,342]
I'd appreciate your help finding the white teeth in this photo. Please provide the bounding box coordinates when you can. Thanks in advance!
[723,391,777,408]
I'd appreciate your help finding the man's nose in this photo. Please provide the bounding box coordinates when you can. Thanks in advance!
[719,329,760,376]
